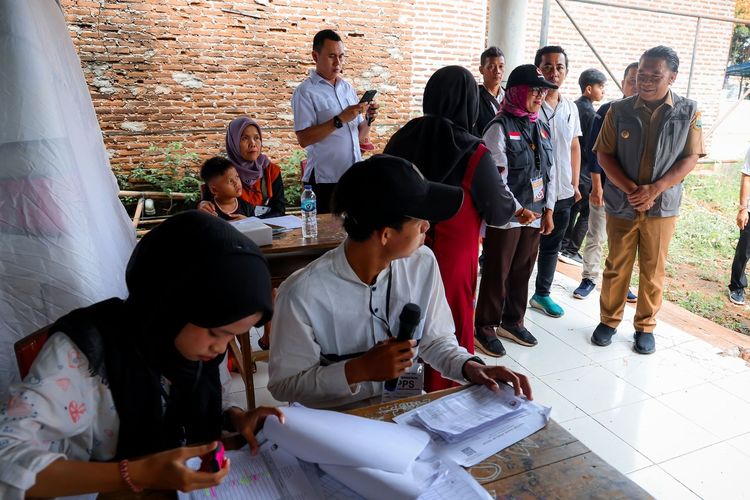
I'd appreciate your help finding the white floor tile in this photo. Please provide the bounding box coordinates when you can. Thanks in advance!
[592,398,721,463]
[253,359,270,389]
[600,349,711,397]
[502,323,594,377]
[627,465,701,500]
[542,364,650,415]
[672,340,750,379]
[563,416,652,474]
[562,325,639,363]
[526,376,585,423]
[657,382,750,440]
[228,390,248,410]
[661,442,750,500]
[727,432,750,458]
[227,371,245,394]
[255,387,286,408]
[714,370,750,404]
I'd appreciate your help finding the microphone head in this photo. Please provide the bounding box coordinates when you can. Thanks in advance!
[399,303,421,326]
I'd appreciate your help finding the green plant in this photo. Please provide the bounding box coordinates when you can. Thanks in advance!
[118,142,203,204]
[279,149,307,208]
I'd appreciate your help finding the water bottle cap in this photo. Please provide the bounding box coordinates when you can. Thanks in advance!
[304,185,312,190]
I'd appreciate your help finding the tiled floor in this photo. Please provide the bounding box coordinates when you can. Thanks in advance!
[235,271,750,500]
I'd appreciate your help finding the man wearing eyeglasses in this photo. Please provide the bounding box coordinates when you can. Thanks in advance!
[529,46,583,319]
[590,46,705,354]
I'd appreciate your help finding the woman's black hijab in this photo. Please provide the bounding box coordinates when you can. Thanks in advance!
[384,65,482,185]
[51,210,273,458]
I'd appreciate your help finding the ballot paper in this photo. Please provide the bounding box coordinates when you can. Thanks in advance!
[229,216,272,246]
[263,404,431,473]
[412,385,525,442]
[299,454,492,500]
[394,384,551,467]
[177,441,316,500]
[261,215,304,229]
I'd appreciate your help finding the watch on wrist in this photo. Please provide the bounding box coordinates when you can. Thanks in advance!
[333,115,343,129]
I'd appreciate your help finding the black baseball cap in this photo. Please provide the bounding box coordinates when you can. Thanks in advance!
[333,154,464,223]
[506,64,558,90]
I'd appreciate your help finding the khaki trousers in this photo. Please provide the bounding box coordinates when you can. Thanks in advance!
[600,213,677,333]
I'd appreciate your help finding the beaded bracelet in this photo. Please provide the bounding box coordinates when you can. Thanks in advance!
[119,459,143,493]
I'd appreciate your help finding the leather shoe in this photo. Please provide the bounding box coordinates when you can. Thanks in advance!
[633,331,655,354]
[591,323,616,346]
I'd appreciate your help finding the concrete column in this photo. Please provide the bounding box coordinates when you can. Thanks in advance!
[487,0,529,80]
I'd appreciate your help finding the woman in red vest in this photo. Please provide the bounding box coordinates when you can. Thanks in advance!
[384,66,516,391]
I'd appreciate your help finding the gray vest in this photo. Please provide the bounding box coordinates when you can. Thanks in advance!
[603,93,697,219]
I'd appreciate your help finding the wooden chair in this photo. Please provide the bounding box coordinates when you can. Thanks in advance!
[14,325,51,379]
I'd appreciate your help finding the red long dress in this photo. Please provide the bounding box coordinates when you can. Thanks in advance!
[423,144,486,392]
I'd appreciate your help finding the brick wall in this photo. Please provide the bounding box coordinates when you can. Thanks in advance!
[60,0,735,177]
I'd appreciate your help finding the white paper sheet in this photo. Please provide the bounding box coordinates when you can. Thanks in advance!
[263,404,430,473]
[413,385,524,441]
[177,442,317,500]
[394,385,551,467]
[261,215,304,229]
[299,455,491,500]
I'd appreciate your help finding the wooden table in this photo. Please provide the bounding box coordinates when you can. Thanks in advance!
[238,214,346,409]
[347,387,653,499]
[260,213,346,287]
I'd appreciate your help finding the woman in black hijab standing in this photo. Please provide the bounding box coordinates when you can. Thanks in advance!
[384,65,516,392]
[0,211,283,499]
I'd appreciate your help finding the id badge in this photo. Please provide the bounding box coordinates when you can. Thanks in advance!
[381,362,424,402]
[531,176,545,202]
[254,205,271,217]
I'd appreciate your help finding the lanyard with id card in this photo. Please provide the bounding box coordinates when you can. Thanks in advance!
[521,125,545,202]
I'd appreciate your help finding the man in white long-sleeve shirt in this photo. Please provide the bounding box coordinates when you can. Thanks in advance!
[268,155,532,409]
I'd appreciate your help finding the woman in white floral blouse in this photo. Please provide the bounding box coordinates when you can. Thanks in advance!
[0,211,283,499]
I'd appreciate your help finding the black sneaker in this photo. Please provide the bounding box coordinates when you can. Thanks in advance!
[633,331,655,354]
[729,288,745,305]
[498,324,538,347]
[474,327,506,357]
[591,323,616,346]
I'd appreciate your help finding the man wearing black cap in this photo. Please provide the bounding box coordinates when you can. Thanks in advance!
[268,155,532,409]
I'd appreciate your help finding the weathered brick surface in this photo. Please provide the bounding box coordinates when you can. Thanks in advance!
[60,0,734,174]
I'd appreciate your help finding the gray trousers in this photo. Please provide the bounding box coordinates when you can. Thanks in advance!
[582,202,607,282]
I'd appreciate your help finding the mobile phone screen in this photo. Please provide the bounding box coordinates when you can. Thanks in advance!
[359,90,377,103]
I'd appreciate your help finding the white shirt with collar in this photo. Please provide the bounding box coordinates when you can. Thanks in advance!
[291,69,363,184]
[538,96,582,201]
[268,243,473,410]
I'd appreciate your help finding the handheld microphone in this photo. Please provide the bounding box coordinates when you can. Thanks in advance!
[384,303,422,392]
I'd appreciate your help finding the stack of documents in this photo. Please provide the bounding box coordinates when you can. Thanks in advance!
[395,384,551,467]
[179,404,492,500]
[412,387,525,442]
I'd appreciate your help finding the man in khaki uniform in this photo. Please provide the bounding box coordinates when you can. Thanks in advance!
[590,46,705,354]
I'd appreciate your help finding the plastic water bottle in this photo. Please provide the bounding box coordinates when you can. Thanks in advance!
[301,185,318,238]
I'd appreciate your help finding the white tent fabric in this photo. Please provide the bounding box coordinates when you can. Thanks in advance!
[0,0,135,401]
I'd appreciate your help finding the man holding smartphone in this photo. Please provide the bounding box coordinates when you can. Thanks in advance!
[292,29,378,213]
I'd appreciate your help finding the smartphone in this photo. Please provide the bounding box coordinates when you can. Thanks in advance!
[359,89,377,103]
[199,442,225,473]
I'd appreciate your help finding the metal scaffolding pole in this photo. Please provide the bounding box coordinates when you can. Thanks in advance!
[554,0,622,92]
[540,0,551,47]
[686,17,702,99]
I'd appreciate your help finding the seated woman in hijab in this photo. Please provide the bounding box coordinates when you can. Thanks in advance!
[384,65,517,392]
[199,117,286,219]
[0,211,283,499]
